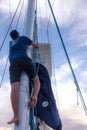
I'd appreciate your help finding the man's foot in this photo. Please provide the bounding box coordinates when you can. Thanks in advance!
[7,117,20,124]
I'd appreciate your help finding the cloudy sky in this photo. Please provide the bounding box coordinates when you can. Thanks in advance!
[0,0,87,130]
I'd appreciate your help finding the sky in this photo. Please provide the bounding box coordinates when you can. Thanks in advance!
[0,0,87,130]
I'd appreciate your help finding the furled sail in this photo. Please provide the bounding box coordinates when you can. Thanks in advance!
[34,63,62,130]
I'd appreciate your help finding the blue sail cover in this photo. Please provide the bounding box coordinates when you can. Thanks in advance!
[35,63,62,130]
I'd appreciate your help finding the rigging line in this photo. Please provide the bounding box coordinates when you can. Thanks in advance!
[47,0,87,115]
[38,0,43,42]
[52,62,59,107]
[46,0,55,25]
[47,29,49,44]
[33,0,41,66]
[77,88,79,105]
[23,1,28,35]
[9,0,12,30]
[52,66,60,108]
[47,20,59,107]
[44,0,55,43]
[51,51,60,107]
[29,1,40,130]
[0,0,22,51]
[16,0,24,29]
[65,0,86,48]
[0,0,3,8]
[42,0,49,43]
[0,57,8,88]
[46,21,59,107]
[0,0,23,88]
[35,0,38,43]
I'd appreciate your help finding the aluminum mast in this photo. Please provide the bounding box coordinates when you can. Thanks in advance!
[14,0,36,130]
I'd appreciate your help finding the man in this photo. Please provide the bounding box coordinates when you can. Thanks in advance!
[7,30,40,124]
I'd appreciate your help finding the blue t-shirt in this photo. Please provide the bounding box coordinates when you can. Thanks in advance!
[9,36,33,63]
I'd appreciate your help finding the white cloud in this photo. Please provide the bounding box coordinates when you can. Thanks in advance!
[0,56,8,67]
[37,0,87,56]
[0,0,21,12]
[0,0,27,27]
[53,0,87,26]
[52,66,87,130]
[0,128,12,130]
[53,58,83,82]
[0,0,9,13]
[0,82,12,128]
[61,107,87,130]
[52,58,87,112]
[82,71,87,77]
[70,58,84,70]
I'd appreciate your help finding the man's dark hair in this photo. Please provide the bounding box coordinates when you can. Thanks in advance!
[10,30,19,40]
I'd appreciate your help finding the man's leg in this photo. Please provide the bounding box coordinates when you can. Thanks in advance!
[7,82,20,124]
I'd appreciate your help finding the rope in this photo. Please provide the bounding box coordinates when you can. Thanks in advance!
[47,0,87,115]
[16,0,24,29]
[0,0,21,51]
[9,0,12,31]
[29,0,40,129]
[64,0,85,47]
[0,0,23,88]
[44,0,55,43]
[0,57,8,88]
[37,0,43,42]
[44,3,59,107]
[0,0,3,8]
[45,12,59,109]
[23,1,27,35]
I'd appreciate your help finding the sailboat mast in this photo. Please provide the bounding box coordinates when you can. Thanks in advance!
[14,0,36,130]
[24,0,35,39]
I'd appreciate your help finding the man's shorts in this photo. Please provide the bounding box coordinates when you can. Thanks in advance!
[9,57,34,84]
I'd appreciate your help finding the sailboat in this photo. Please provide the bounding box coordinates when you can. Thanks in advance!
[14,0,62,130]
[0,0,87,130]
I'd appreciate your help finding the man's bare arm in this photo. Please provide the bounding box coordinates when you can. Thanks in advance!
[31,42,39,48]
[30,75,40,108]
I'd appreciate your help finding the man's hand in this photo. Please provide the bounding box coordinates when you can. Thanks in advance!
[29,96,37,108]
[31,42,39,49]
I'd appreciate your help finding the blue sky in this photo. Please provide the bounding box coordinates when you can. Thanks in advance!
[0,0,87,130]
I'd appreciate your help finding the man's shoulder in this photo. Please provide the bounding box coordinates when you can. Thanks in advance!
[19,36,28,40]
[19,36,33,44]
[19,36,32,41]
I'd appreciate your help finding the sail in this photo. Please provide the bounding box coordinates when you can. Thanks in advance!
[34,63,62,130]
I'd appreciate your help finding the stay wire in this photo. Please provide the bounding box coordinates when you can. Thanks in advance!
[65,0,86,48]
[0,57,8,88]
[44,0,55,43]
[43,0,59,105]
[0,0,22,87]
[37,0,43,42]
[33,0,41,75]
[16,0,24,29]
[0,0,23,88]
[29,1,40,130]
[47,0,87,115]
[0,0,4,8]
[23,1,27,35]
[9,0,12,31]
[0,0,22,51]
[46,24,59,108]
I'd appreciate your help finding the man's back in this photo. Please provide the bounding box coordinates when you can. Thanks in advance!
[9,36,32,63]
